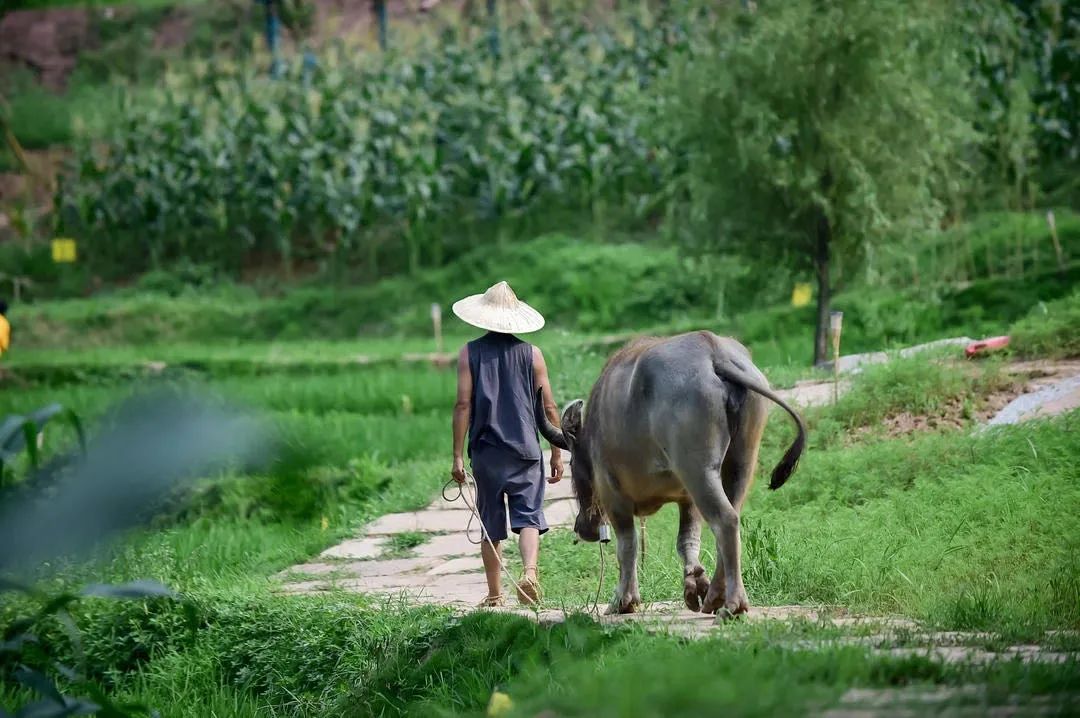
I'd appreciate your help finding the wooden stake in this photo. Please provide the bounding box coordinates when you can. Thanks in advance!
[1048,210,1066,274]
[431,303,443,356]
[830,311,843,405]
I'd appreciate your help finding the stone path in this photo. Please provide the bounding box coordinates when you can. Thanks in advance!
[277,450,579,606]
[985,372,1080,428]
[820,685,1080,717]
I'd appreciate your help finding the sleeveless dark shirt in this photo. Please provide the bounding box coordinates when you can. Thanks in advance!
[467,332,542,461]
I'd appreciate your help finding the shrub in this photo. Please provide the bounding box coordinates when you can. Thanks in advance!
[1009,289,1080,359]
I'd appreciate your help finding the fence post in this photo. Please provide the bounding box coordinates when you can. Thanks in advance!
[487,0,500,59]
[258,0,283,78]
[374,0,389,51]
[1047,210,1066,274]
[830,311,843,404]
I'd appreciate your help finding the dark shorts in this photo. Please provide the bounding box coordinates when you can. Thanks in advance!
[471,443,547,542]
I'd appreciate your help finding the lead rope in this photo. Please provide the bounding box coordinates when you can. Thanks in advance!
[445,476,612,615]
[591,540,606,615]
[639,517,647,567]
[443,475,531,606]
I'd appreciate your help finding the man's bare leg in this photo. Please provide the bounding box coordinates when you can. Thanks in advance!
[517,528,541,604]
[481,539,503,601]
[519,528,540,577]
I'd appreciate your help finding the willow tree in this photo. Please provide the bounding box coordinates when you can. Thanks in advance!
[664,0,976,364]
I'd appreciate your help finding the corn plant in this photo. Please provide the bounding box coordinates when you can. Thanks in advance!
[55,11,692,279]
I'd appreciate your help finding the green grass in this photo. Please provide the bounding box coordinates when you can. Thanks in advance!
[2,74,126,149]
[384,532,430,558]
[817,354,1015,437]
[8,239,1079,380]
[4,277,1080,716]
[1010,289,1080,359]
[5,410,1078,717]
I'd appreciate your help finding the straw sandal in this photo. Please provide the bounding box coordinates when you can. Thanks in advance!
[478,594,505,608]
[516,567,542,606]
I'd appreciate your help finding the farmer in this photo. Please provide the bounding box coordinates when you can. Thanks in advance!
[0,300,9,360]
[450,281,565,607]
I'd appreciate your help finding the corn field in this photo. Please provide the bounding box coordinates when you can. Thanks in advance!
[57,13,696,277]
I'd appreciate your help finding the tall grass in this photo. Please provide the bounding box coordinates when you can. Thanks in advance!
[1009,289,1080,359]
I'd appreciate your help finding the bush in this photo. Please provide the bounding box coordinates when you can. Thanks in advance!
[1010,289,1080,359]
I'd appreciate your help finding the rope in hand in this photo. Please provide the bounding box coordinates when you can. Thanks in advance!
[442,474,530,605]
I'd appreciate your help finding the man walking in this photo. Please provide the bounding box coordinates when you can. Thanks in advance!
[450,281,564,607]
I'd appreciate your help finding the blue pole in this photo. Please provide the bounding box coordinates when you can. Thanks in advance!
[487,0,499,60]
[375,0,388,51]
[259,0,283,78]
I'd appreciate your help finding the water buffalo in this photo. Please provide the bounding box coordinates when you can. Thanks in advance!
[535,331,806,616]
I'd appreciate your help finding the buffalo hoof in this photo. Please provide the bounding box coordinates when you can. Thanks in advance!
[702,584,749,616]
[606,595,642,615]
[708,588,750,620]
[700,587,725,615]
[683,567,709,612]
[716,599,750,621]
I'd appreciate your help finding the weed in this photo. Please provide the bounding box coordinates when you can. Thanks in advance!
[383,531,430,559]
[1010,289,1080,359]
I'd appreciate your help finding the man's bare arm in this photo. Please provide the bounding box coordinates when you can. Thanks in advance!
[451,346,472,482]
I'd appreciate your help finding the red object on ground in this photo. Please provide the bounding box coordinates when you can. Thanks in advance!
[965,336,1011,358]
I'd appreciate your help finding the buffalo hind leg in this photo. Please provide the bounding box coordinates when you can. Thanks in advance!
[677,501,709,611]
[722,394,767,512]
[685,467,749,618]
[606,505,641,615]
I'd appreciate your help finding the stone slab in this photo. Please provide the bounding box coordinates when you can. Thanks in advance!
[777,380,852,408]
[287,557,436,580]
[425,496,472,512]
[320,537,387,560]
[365,509,472,535]
[543,498,577,527]
[277,573,414,593]
[360,572,492,605]
[984,374,1080,428]
[279,562,345,577]
[544,478,575,501]
[427,556,485,575]
[414,532,480,558]
[817,337,974,375]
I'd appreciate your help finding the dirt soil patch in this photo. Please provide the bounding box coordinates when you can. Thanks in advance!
[850,359,1080,440]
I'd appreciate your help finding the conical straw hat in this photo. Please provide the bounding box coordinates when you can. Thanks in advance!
[452,281,545,334]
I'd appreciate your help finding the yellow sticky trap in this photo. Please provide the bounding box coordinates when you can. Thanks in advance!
[791,283,812,308]
[487,691,513,717]
[320,516,329,531]
[52,238,77,263]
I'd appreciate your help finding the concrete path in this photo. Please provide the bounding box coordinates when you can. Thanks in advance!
[277,450,579,606]
[985,373,1080,427]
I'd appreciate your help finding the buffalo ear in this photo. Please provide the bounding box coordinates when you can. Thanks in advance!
[561,400,584,443]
